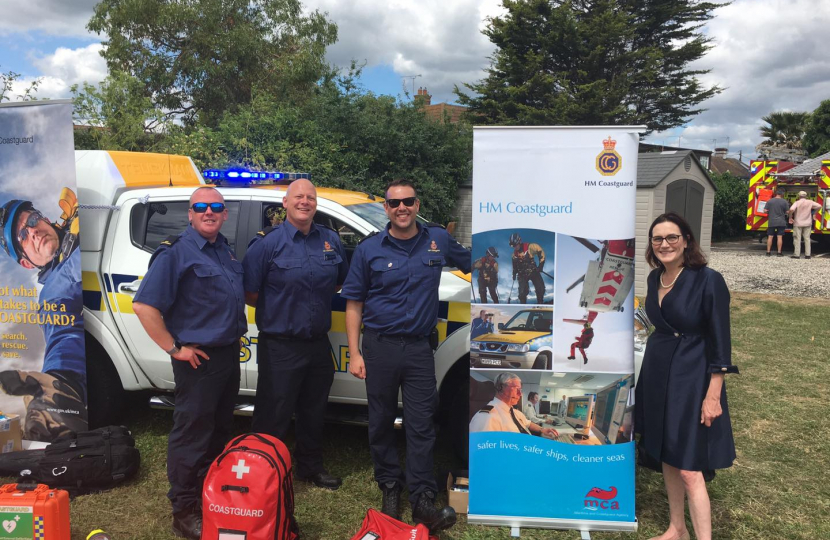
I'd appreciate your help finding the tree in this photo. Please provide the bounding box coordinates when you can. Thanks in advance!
[87,0,337,127]
[803,100,830,157]
[1,67,40,102]
[164,71,472,224]
[71,71,169,151]
[756,110,809,161]
[710,171,746,241]
[455,0,723,133]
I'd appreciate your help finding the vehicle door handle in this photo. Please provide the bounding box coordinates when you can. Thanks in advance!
[119,280,142,294]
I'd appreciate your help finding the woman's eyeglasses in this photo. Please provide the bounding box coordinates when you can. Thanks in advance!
[191,202,226,213]
[650,234,682,246]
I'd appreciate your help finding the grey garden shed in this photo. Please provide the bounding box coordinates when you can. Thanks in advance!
[635,150,716,297]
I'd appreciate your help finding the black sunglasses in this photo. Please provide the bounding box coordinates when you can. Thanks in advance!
[191,202,226,213]
[17,210,45,244]
[386,197,417,208]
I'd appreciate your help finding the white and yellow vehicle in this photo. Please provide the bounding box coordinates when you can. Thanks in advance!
[78,151,472,450]
[469,307,553,370]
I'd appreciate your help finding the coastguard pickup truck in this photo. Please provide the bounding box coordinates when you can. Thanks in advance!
[469,307,553,370]
[78,151,472,454]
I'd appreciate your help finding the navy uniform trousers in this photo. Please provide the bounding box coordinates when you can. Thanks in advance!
[168,342,240,514]
[252,334,335,477]
[362,329,438,505]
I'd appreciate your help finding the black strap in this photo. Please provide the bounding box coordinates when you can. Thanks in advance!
[221,485,250,493]
[510,408,531,435]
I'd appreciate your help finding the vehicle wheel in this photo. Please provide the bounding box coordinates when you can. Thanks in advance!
[447,377,469,465]
[85,334,126,428]
[533,352,552,370]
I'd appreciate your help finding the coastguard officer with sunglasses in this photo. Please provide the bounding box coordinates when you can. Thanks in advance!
[242,178,348,490]
[341,179,470,533]
[133,186,246,540]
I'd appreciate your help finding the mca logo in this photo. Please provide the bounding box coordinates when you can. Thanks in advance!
[584,486,619,511]
[595,136,622,176]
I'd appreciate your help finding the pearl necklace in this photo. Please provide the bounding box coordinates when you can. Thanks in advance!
[660,267,684,289]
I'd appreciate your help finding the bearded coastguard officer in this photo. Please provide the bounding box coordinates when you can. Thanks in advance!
[341,179,471,532]
[243,178,348,490]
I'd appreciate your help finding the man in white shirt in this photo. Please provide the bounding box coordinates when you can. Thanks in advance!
[558,395,568,418]
[470,373,558,437]
[523,391,545,426]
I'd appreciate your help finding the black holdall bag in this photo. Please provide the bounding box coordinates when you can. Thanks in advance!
[19,425,140,494]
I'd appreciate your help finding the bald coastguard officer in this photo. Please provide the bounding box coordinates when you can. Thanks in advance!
[133,187,247,540]
[341,179,471,533]
[470,373,559,436]
[242,179,348,490]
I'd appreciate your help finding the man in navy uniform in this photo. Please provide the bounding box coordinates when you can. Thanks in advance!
[242,178,348,490]
[133,187,247,540]
[342,179,471,533]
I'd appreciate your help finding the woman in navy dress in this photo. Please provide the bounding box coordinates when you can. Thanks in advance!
[635,213,738,540]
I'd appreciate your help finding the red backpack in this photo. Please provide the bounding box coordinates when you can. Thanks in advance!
[202,433,298,540]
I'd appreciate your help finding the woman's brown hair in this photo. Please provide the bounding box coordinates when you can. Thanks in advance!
[645,212,708,269]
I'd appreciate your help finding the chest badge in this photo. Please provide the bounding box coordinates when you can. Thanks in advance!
[428,240,441,253]
[324,241,334,252]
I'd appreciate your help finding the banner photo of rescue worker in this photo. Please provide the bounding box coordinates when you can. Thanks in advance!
[553,234,635,372]
[469,304,553,370]
[0,101,87,445]
[469,126,641,533]
[471,228,554,305]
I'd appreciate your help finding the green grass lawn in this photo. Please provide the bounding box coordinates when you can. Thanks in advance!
[7,292,829,539]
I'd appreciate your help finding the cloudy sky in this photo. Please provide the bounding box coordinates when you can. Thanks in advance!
[1,0,828,161]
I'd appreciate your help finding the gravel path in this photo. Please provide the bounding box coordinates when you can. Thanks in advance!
[708,251,830,298]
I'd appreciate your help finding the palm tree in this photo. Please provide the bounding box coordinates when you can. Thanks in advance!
[760,111,810,149]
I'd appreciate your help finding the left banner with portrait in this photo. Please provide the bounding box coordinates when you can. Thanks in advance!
[0,101,87,446]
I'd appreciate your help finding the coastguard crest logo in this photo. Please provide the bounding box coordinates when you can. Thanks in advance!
[595,136,622,176]
[323,241,333,252]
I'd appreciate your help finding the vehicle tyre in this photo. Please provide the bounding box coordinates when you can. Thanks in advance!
[532,352,552,370]
[438,358,470,466]
[85,334,126,428]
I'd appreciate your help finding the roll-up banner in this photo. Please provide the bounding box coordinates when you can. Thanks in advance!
[468,126,642,533]
[0,101,87,446]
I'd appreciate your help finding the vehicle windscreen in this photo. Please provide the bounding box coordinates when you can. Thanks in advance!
[503,311,552,332]
[349,201,428,232]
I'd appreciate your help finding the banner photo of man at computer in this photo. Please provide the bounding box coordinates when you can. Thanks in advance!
[469,126,641,532]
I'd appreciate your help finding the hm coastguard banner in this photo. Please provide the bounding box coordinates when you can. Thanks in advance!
[0,102,87,444]
[468,127,641,533]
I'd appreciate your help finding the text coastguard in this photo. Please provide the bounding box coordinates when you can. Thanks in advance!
[242,179,348,490]
[133,187,247,540]
[341,179,471,533]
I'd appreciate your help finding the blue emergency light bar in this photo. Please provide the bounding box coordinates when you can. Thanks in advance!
[202,169,311,185]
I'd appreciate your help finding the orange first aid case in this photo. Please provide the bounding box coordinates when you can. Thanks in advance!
[0,483,70,540]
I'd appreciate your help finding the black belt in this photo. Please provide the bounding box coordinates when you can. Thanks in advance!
[258,331,327,342]
[363,328,428,344]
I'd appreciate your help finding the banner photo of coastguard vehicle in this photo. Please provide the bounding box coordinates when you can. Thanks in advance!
[469,126,641,533]
[0,101,87,444]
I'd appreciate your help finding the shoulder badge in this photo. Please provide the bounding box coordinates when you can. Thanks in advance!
[318,222,337,234]
[159,234,181,248]
[478,405,495,414]
[256,226,276,237]
[424,222,445,229]
[357,231,379,245]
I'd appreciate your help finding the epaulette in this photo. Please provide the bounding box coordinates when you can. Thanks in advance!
[256,226,276,237]
[159,234,181,248]
[477,405,495,413]
[424,222,445,228]
[318,222,337,234]
[358,231,379,245]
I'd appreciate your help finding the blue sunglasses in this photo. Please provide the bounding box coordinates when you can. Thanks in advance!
[17,210,45,244]
[191,202,226,213]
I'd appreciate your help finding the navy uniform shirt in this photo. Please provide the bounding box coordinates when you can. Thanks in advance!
[133,226,247,346]
[242,220,349,339]
[341,222,471,336]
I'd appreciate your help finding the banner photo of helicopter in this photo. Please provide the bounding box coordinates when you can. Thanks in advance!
[469,304,553,370]
[553,234,635,373]
[471,228,555,305]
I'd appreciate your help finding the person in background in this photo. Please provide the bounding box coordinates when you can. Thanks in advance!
[523,391,545,425]
[788,191,821,259]
[764,188,789,257]
[471,310,494,339]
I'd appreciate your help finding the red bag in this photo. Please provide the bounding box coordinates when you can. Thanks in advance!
[350,509,437,540]
[202,433,298,540]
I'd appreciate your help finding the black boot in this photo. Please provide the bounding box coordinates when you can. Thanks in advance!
[411,491,457,533]
[380,482,402,520]
[172,506,202,540]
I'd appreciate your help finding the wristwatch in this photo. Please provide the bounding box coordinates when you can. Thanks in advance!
[166,340,182,356]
